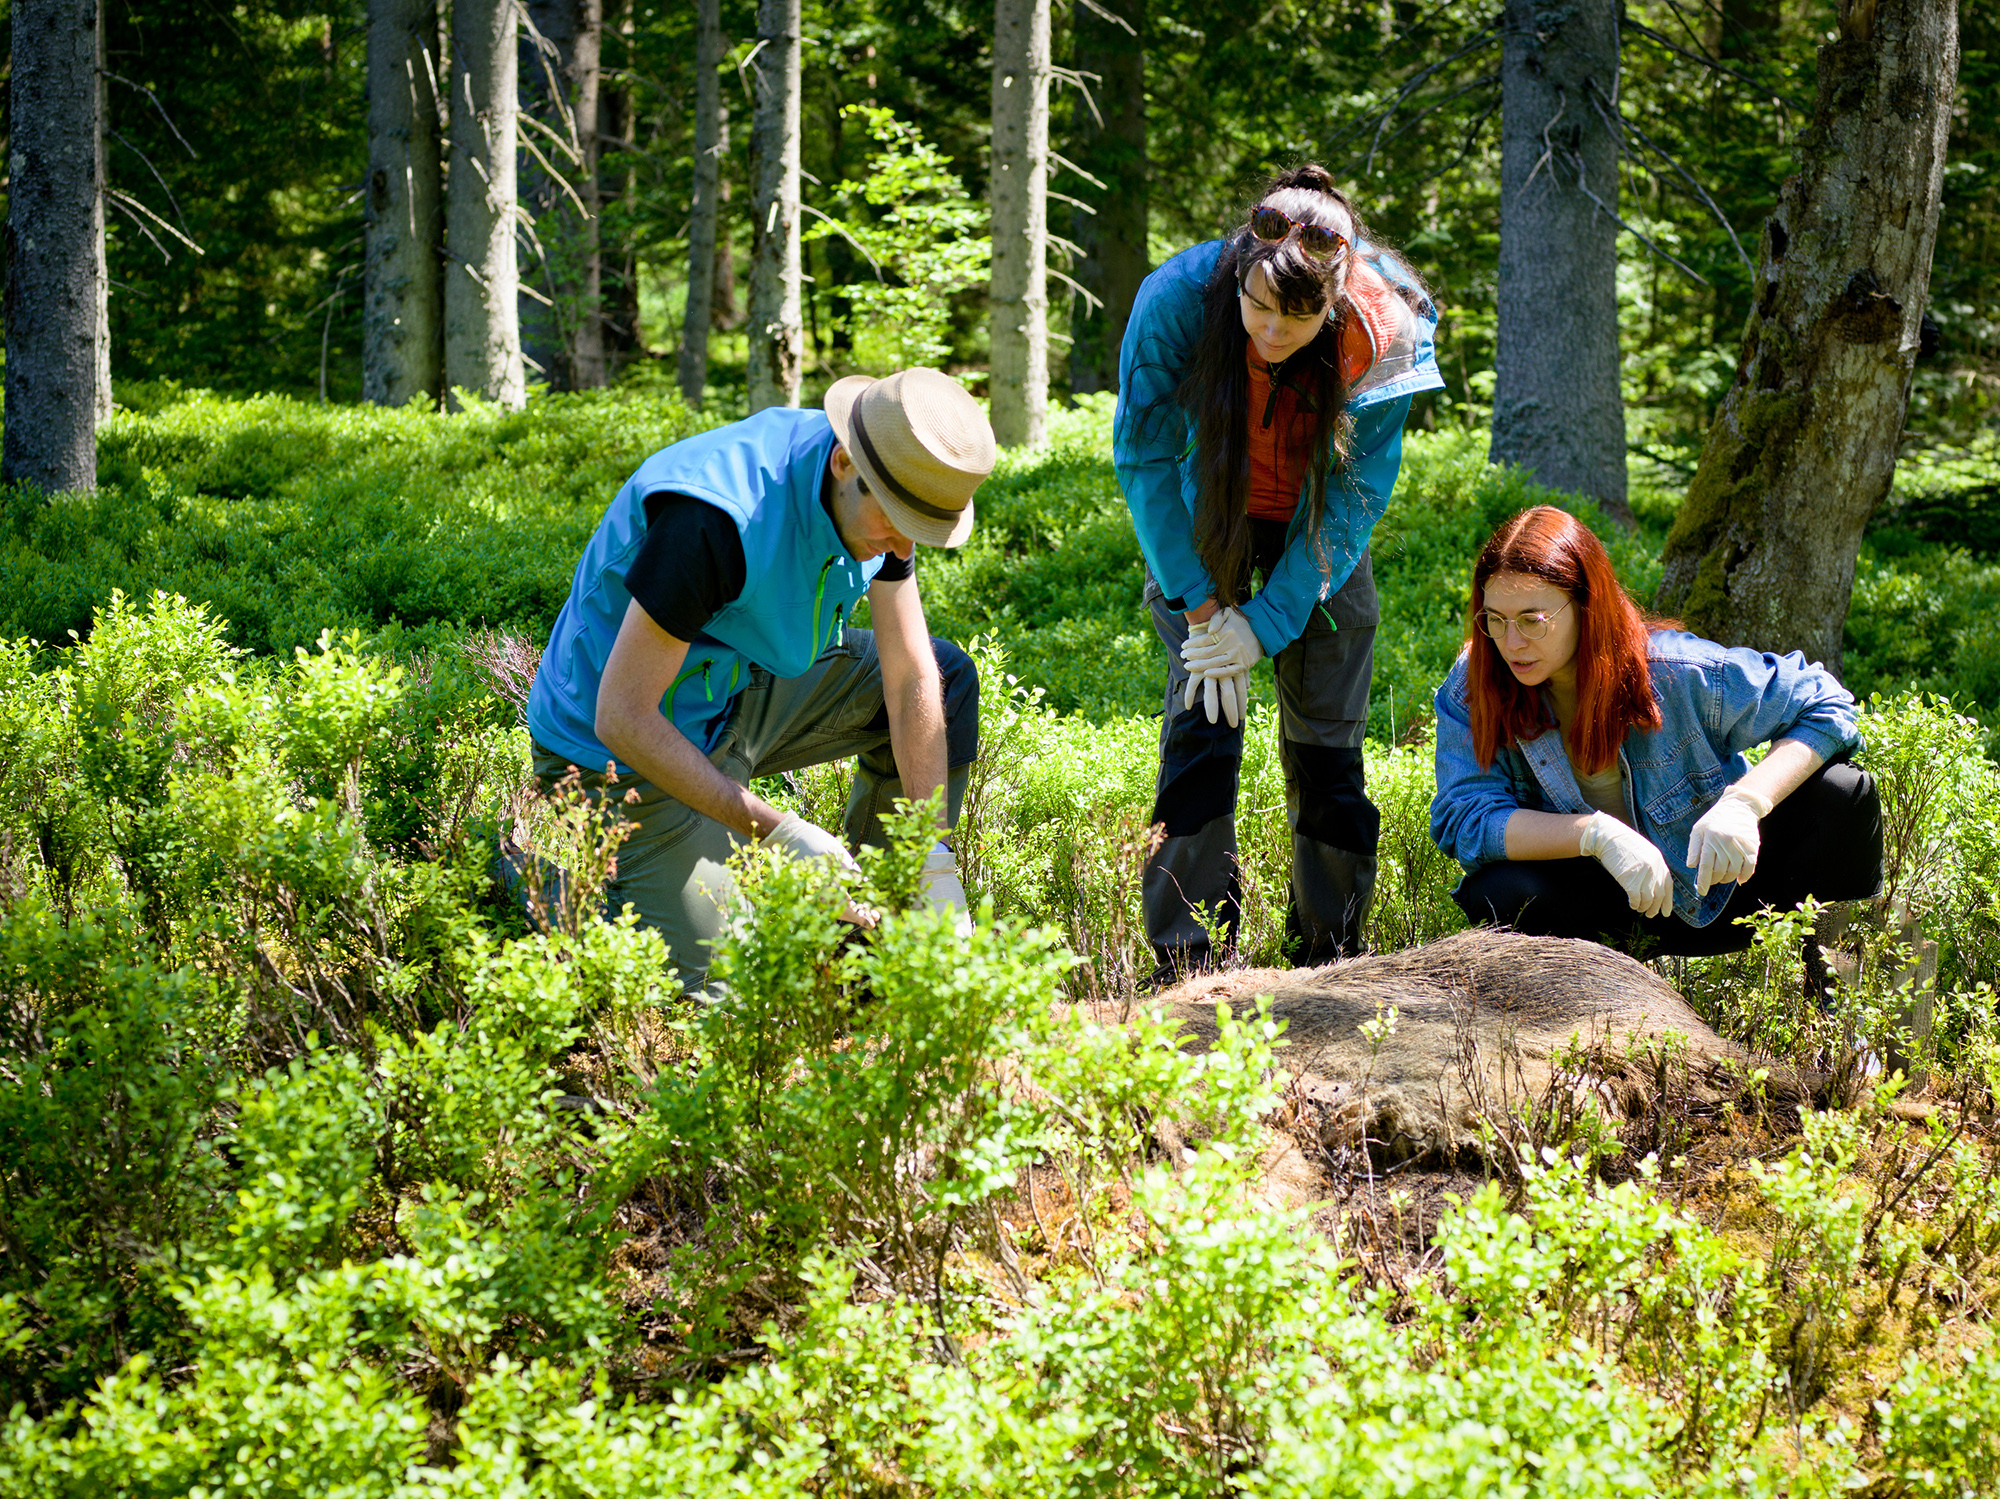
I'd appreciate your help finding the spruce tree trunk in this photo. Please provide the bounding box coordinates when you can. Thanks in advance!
[92,13,111,422]
[990,0,1050,445]
[1065,0,1145,397]
[677,0,726,410]
[1655,0,1958,676]
[4,0,102,492]
[1490,0,1630,526]
[520,0,603,389]
[444,0,526,408]
[364,0,444,408]
[595,0,640,378]
[745,0,801,412]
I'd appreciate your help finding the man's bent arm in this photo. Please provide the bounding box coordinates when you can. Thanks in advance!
[868,574,948,829]
[595,599,785,840]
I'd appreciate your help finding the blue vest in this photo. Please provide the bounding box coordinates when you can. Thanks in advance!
[527,409,883,769]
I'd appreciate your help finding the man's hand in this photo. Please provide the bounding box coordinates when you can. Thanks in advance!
[761,812,874,926]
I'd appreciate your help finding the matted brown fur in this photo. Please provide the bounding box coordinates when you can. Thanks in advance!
[1149,929,1808,1170]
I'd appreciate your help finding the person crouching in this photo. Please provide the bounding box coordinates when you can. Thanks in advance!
[1430,505,1882,955]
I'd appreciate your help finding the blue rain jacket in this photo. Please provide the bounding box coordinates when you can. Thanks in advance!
[528,409,884,771]
[1113,237,1445,655]
[1429,630,1862,926]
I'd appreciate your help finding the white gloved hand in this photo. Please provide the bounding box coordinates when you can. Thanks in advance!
[1180,606,1265,677]
[921,843,974,933]
[760,812,872,926]
[1179,608,1262,728]
[1577,811,1675,919]
[1686,783,1773,896]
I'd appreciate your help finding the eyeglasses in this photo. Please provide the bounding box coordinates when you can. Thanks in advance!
[1476,600,1571,640]
[1248,206,1349,264]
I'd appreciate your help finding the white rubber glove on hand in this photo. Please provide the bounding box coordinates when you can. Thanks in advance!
[1179,608,1263,729]
[1577,811,1675,919]
[921,844,974,933]
[1686,783,1774,896]
[760,812,872,926]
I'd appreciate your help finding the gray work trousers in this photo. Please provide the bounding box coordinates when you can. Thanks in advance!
[1143,551,1381,978]
[531,630,976,992]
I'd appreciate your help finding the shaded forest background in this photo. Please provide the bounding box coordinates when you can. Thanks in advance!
[4,0,1995,464]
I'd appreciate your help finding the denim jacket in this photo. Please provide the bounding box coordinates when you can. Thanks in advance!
[1112,237,1445,656]
[1429,630,1862,927]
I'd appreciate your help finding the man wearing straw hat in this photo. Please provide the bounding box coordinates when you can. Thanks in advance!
[525,367,996,988]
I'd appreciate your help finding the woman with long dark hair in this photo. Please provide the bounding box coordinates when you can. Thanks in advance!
[1431,506,1882,953]
[1115,164,1444,978]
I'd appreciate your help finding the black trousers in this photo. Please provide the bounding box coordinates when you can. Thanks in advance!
[1452,756,1883,957]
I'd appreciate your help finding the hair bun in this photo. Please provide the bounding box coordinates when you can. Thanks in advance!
[1268,163,1337,197]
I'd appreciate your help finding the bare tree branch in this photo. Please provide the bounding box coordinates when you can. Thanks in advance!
[98,69,198,157]
[1619,18,1805,112]
[1586,78,1752,278]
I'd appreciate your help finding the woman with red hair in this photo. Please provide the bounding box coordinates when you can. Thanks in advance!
[1429,506,1881,953]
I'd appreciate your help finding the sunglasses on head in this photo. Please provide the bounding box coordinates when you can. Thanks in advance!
[1248,206,1349,264]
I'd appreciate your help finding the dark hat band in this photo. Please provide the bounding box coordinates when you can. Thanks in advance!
[850,407,963,523]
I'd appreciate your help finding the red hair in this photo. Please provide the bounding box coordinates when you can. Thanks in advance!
[1466,506,1673,772]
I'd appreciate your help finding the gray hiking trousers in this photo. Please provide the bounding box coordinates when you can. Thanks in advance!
[1143,548,1381,978]
[531,630,977,992]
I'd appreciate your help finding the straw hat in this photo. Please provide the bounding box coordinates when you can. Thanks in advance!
[822,368,996,549]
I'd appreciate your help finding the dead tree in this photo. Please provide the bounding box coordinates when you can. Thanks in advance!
[1655,0,1960,675]
[1064,0,1145,397]
[520,0,605,390]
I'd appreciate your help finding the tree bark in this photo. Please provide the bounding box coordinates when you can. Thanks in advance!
[678,0,726,409]
[595,0,640,378]
[746,0,801,412]
[5,0,102,492]
[1655,0,1958,676]
[444,0,526,408]
[92,12,111,422]
[990,0,1050,445]
[364,0,444,408]
[1490,0,1631,526]
[520,0,603,390]
[1065,0,1145,397]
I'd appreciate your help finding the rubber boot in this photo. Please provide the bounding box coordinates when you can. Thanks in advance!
[1143,813,1242,986]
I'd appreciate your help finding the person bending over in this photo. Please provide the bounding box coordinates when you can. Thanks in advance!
[1429,505,1882,955]
[1115,163,1445,979]
[525,368,994,990]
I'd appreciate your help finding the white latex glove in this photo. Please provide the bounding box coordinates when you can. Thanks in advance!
[760,812,872,926]
[1577,811,1675,920]
[1686,783,1773,896]
[1179,609,1260,728]
[921,844,974,932]
[1180,606,1265,677]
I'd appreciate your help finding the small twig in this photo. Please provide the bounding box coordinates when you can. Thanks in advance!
[1566,150,1711,287]
[107,195,171,262]
[98,69,198,156]
[1049,151,1108,190]
[107,129,191,232]
[1587,79,1752,278]
[799,203,884,278]
[517,127,593,219]
[107,188,203,255]
[1620,17,1805,112]
[1071,0,1136,34]
[1048,189,1097,215]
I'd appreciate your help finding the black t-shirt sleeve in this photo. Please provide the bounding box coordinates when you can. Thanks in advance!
[623,493,749,641]
[875,550,914,583]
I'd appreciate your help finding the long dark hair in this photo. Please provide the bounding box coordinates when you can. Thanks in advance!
[1178,164,1360,606]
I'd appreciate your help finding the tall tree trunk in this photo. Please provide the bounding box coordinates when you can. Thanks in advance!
[444,0,526,408]
[990,0,1050,445]
[595,0,640,377]
[678,0,725,409]
[1655,0,1958,676]
[520,0,603,390]
[1065,0,1145,397]
[92,12,110,422]
[1489,0,1631,527]
[746,0,801,412]
[364,0,444,407]
[4,0,101,492]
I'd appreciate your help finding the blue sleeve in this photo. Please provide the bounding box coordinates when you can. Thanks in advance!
[1239,396,1410,655]
[1114,254,1216,614]
[1704,643,1861,765]
[1430,657,1520,869]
